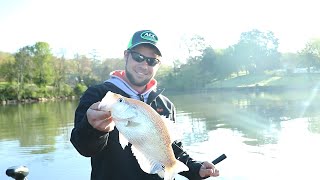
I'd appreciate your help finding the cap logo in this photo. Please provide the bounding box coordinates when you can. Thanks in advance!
[141,31,158,42]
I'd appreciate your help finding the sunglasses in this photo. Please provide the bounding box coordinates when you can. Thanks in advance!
[129,50,160,67]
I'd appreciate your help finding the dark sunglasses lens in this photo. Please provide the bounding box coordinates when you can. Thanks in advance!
[131,52,144,62]
[146,58,157,66]
[130,51,159,66]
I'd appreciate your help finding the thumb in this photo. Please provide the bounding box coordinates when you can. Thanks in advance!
[90,102,101,110]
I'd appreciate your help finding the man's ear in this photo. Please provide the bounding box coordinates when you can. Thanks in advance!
[124,50,129,58]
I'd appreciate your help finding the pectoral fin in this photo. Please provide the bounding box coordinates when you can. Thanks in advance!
[119,133,129,149]
[126,120,140,127]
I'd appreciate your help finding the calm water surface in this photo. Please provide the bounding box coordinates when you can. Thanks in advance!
[1,90,320,180]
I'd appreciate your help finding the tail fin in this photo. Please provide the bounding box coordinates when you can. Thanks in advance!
[163,160,189,180]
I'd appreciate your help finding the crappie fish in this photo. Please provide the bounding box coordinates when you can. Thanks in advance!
[98,91,189,180]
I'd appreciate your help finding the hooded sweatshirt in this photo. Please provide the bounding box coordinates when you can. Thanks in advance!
[106,70,157,102]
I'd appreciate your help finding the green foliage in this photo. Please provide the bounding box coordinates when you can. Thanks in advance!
[0,52,16,82]
[199,47,216,74]
[22,84,39,99]
[32,42,54,87]
[233,29,280,74]
[92,58,125,84]
[162,61,204,90]
[300,38,320,70]
[13,46,33,85]
[217,46,238,78]
[0,83,76,100]
[280,52,302,69]
[61,84,73,96]
[0,84,19,100]
[207,72,320,89]
[155,64,172,87]
[74,83,88,96]
[36,86,52,98]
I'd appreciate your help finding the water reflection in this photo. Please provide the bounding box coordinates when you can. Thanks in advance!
[0,100,77,155]
[0,91,319,180]
[167,90,320,147]
[168,90,320,180]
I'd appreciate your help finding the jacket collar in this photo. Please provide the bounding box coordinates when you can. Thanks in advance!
[105,70,159,102]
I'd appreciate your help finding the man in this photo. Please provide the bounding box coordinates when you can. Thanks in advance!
[70,30,220,180]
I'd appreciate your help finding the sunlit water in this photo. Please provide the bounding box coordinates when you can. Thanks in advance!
[1,90,320,180]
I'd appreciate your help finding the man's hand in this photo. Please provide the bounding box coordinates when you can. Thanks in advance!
[199,161,220,178]
[87,102,115,132]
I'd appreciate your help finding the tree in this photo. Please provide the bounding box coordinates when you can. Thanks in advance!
[32,42,54,87]
[0,52,15,81]
[14,46,34,85]
[216,46,239,78]
[52,55,67,96]
[300,38,320,71]
[199,46,217,83]
[155,64,172,88]
[73,54,93,85]
[233,29,280,74]
[0,46,34,99]
[280,52,301,70]
[93,58,124,84]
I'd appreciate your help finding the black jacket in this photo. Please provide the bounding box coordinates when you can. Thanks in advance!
[70,82,203,180]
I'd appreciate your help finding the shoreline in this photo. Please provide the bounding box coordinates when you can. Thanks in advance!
[1,96,77,105]
[2,85,319,105]
[164,85,319,93]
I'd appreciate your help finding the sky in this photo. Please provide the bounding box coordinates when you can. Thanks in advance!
[0,0,319,63]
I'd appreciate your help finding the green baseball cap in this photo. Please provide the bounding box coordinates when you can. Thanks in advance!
[127,30,161,56]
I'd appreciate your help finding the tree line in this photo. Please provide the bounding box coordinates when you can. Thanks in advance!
[0,29,320,100]
[0,42,125,101]
[159,29,320,90]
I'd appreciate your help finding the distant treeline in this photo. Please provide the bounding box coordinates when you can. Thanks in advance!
[0,29,319,101]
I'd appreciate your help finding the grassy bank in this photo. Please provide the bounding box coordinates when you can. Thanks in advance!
[207,73,320,90]
[2,72,320,103]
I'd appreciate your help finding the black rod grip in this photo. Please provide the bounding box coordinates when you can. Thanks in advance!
[212,154,227,165]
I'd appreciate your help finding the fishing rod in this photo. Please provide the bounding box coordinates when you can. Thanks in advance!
[212,153,227,165]
[173,141,227,165]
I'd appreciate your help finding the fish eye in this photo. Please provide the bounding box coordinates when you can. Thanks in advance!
[118,98,124,103]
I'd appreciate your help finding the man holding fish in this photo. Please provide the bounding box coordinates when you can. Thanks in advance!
[70,30,220,180]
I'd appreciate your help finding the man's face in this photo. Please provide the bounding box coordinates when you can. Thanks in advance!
[124,45,161,87]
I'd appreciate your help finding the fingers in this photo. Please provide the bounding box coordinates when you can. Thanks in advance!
[88,102,112,119]
[104,120,115,131]
[87,102,114,132]
[199,161,220,178]
[89,113,114,132]
[201,168,219,177]
[93,116,115,132]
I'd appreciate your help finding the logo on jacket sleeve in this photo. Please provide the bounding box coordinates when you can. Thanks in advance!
[156,108,163,113]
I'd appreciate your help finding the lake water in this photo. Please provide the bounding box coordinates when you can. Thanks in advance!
[1,90,320,180]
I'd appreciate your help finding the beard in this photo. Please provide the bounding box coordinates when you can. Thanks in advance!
[125,66,151,87]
